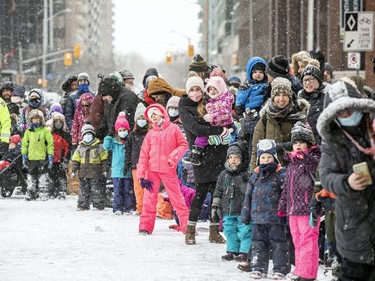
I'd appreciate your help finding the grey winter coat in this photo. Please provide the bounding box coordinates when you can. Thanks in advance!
[317,81,375,265]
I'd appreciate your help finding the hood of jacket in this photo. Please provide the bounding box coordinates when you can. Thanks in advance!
[245,57,267,83]
[317,81,375,141]
[144,103,171,130]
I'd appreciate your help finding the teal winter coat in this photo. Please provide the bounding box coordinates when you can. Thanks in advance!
[103,135,132,178]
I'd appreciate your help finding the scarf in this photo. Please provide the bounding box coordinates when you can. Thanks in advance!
[266,100,294,119]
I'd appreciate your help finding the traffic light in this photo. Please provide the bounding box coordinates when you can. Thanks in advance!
[232,54,238,66]
[188,44,194,57]
[166,52,172,64]
[73,44,81,57]
[64,52,73,66]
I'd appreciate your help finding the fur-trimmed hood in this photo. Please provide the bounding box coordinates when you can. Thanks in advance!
[317,81,375,141]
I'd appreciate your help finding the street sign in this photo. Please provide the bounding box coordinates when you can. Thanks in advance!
[347,52,361,69]
[344,11,374,51]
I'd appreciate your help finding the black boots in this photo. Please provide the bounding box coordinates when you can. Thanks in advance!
[182,145,203,166]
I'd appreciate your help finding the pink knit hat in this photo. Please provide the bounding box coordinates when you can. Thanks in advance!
[205,76,228,96]
[115,112,130,132]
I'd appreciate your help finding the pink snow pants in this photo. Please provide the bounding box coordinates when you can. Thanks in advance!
[289,215,320,279]
[139,171,189,234]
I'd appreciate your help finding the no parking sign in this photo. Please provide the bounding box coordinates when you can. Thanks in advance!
[347,52,360,69]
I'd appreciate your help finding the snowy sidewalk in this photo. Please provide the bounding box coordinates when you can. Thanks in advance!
[0,196,332,281]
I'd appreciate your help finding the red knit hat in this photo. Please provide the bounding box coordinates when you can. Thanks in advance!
[115,112,130,132]
[10,134,21,145]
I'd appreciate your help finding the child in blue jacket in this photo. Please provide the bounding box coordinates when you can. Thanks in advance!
[103,112,135,215]
[241,139,289,279]
[235,56,268,116]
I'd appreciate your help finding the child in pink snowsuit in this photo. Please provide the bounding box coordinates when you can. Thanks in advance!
[137,103,189,235]
[278,122,321,281]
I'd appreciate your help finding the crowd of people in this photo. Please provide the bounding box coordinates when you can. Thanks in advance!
[0,50,374,281]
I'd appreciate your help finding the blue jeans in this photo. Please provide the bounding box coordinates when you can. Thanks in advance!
[112,178,136,213]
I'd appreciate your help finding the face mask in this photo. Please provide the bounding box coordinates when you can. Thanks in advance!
[118,131,128,139]
[78,84,89,93]
[29,99,41,108]
[157,118,163,126]
[188,91,202,102]
[54,122,63,129]
[168,108,179,117]
[30,122,41,130]
[125,83,133,90]
[137,119,147,128]
[83,133,94,144]
[337,111,363,127]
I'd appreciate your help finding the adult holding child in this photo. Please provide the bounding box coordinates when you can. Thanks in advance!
[179,76,229,245]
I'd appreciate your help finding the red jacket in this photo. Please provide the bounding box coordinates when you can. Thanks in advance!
[137,104,188,179]
[52,132,69,162]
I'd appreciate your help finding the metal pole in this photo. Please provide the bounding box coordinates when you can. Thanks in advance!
[307,0,314,50]
[18,42,23,74]
[49,0,54,51]
[42,0,48,89]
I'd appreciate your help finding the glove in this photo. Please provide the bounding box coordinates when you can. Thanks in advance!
[71,172,76,179]
[0,141,8,155]
[102,171,107,178]
[140,178,154,191]
[220,128,232,145]
[22,154,29,170]
[277,210,286,217]
[208,135,222,146]
[211,206,222,223]
[308,212,318,228]
[48,155,54,169]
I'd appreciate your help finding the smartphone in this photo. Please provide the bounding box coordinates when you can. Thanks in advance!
[353,162,373,185]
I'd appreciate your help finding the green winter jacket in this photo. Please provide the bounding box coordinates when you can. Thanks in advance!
[72,138,108,179]
[21,126,54,160]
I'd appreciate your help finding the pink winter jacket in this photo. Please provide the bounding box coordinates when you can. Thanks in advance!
[137,104,188,179]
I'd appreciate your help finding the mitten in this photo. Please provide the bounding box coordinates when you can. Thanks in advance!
[123,164,129,176]
[208,135,222,146]
[203,113,213,123]
[220,128,232,145]
[48,155,54,169]
[140,178,154,191]
[211,206,222,223]
[277,210,286,217]
[22,155,28,170]
[308,212,318,228]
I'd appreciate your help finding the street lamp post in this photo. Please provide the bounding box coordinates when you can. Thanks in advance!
[170,30,192,57]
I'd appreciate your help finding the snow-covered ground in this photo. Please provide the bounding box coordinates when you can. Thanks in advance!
[0,195,333,281]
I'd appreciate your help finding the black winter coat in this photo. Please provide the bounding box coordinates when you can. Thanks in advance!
[100,87,139,137]
[125,128,148,170]
[320,122,375,265]
[298,87,325,144]
[213,169,248,216]
[179,95,227,184]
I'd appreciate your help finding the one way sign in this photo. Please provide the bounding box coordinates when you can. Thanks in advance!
[344,11,374,52]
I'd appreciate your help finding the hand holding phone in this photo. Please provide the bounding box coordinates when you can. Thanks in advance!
[350,162,373,189]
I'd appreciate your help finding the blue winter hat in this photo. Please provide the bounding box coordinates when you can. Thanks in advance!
[256,139,279,165]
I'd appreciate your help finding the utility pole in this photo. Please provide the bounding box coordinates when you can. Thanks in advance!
[42,0,48,89]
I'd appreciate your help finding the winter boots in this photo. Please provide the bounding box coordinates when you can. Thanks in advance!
[185,223,196,245]
[182,145,203,166]
[209,224,226,244]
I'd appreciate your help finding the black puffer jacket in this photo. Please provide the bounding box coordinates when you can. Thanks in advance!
[179,94,227,184]
[317,81,375,265]
[298,86,325,144]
